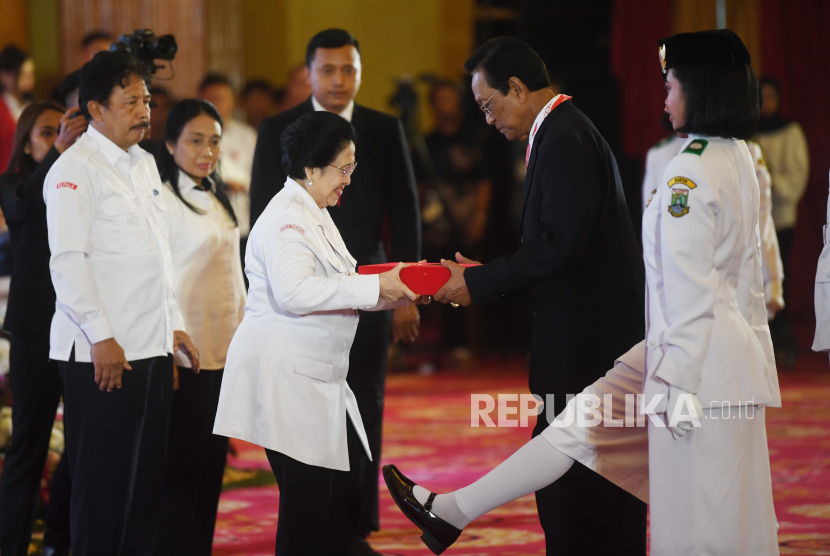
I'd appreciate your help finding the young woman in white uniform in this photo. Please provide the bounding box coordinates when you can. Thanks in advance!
[153,99,247,556]
[384,29,781,556]
[213,111,421,556]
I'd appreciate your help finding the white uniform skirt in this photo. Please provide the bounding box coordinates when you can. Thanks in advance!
[542,342,779,556]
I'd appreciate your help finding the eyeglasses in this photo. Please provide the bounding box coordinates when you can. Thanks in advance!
[329,162,358,177]
[478,88,505,117]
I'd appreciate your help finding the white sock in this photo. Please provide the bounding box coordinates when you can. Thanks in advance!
[411,435,574,530]
[413,485,471,530]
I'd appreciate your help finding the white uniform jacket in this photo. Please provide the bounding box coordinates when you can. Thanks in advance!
[641,136,781,410]
[643,136,784,295]
[161,172,246,370]
[812,171,830,353]
[44,127,186,362]
[213,179,404,471]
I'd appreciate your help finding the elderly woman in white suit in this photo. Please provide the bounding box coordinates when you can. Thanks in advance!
[213,111,420,556]
[384,30,781,556]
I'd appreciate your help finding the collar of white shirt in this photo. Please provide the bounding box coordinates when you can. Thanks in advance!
[311,95,354,122]
[86,125,148,167]
[178,170,215,194]
[284,178,328,222]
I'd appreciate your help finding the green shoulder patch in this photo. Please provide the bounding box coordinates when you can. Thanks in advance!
[682,139,709,156]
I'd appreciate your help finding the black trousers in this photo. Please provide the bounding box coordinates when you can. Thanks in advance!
[771,228,795,350]
[0,333,65,556]
[60,352,173,556]
[532,419,648,556]
[155,367,228,556]
[43,451,72,551]
[266,420,364,556]
[345,309,391,538]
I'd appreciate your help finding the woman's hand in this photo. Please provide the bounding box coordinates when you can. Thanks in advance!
[379,262,419,303]
[54,108,88,154]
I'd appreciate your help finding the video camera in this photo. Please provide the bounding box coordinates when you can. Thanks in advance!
[111,29,177,75]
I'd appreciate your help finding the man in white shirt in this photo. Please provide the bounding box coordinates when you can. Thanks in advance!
[43,50,199,556]
[199,74,257,241]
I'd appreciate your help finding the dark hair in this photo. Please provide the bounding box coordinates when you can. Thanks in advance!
[464,37,550,92]
[3,101,65,177]
[305,29,361,67]
[156,99,237,225]
[241,79,273,98]
[199,73,232,94]
[78,50,150,121]
[52,70,81,106]
[281,111,357,181]
[671,64,760,139]
[81,30,112,48]
[0,45,28,92]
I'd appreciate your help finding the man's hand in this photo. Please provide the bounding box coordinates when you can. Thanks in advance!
[392,302,421,343]
[55,108,88,154]
[91,338,132,392]
[434,252,480,306]
[766,280,785,319]
[174,330,200,373]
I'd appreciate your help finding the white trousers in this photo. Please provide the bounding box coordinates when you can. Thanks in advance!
[542,341,779,556]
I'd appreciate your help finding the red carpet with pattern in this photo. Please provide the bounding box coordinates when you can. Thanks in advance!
[213,352,830,555]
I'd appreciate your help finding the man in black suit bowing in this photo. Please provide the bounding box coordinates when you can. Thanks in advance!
[249,29,421,556]
[435,37,647,555]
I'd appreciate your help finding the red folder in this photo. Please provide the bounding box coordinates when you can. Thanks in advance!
[358,262,477,295]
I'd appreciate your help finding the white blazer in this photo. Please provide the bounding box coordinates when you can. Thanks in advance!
[812,171,830,354]
[213,179,404,471]
[640,136,780,411]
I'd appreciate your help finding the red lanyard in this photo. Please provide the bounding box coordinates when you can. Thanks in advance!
[526,94,572,167]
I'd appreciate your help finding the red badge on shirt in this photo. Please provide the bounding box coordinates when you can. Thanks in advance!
[280,224,305,234]
[56,182,78,190]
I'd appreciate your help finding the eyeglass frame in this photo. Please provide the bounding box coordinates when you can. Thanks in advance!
[328,162,358,177]
[479,87,506,117]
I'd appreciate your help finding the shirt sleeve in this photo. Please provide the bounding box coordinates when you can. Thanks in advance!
[771,123,810,203]
[45,156,114,344]
[259,218,380,315]
[748,141,784,285]
[158,184,187,333]
[653,155,721,394]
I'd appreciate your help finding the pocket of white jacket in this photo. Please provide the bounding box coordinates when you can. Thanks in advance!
[100,196,139,248]
[294,354,334,382]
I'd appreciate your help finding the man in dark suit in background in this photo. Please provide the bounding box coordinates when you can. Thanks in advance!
[249,29,421,556]
[435,37,647,555]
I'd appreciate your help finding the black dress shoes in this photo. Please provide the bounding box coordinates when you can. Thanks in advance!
[382,464,461,555]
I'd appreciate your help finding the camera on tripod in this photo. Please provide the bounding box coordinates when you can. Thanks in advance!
[111,29,177,75]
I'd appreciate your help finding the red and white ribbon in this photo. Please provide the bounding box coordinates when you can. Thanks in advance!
[526,94,572,167]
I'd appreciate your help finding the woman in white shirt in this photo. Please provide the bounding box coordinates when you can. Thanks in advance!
[213,111,420,556]
[153,99,246,556]
[384,30,781,556]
